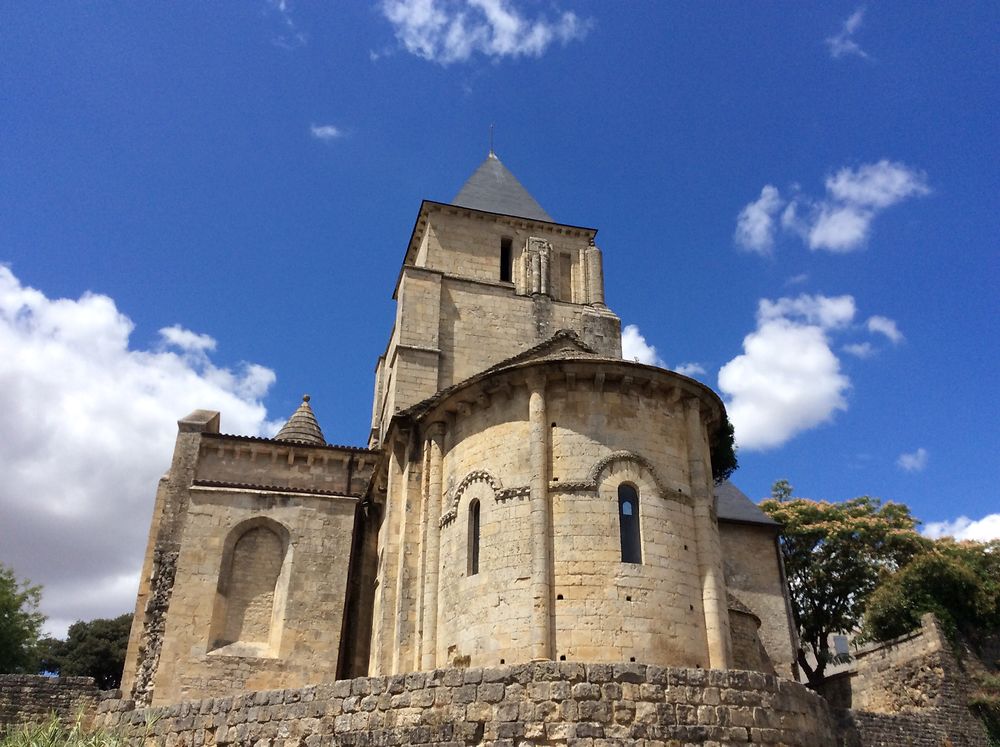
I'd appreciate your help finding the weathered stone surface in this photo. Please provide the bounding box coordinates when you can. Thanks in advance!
[0,675,112,734]
[90,663,837,746]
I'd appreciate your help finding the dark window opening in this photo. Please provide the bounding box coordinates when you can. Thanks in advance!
[618,484,641,564]
[468,499,481,575]
[500,238,513,282]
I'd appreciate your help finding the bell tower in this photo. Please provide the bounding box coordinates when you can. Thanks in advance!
[369,152,622,444]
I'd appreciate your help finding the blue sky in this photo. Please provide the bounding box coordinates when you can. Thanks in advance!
[1,1,997,633]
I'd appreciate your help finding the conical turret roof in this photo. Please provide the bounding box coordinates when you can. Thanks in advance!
[452,152,553,222]
[274,395,326,445]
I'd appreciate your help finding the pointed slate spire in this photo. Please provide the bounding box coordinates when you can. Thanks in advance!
[452,152,553,222]
[274,395,326,445]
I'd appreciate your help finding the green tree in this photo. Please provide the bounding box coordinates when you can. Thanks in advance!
[42,613,133,689]
[0,563,45,673]
[863,538,1000,643]
[710,414,738,484]
[770,479,793,502]
[760,486,927,688]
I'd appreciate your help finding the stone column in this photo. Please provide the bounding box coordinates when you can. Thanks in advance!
[420,421,446,671]
[530,249,541,295]
[539,244,550,297]
[685,398,731,670]
[585,242,606,308]
[389,434,413,674]
[528,374,553,660]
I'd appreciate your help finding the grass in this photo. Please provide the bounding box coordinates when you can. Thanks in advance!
[0,713,153,747]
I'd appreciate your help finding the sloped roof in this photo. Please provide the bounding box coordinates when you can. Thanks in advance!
[452,152,553,222]
[715,481,778,527]
[274,395,326,445]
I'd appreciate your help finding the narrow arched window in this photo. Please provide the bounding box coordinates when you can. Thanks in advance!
[618,484,641,564]
[500,238,513,282]
[468,499,481,575]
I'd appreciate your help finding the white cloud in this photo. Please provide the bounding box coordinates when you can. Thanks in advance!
[922,514,1000,542]
[826,7,869,60]
[310,124,343,141]
[379,0,591,65]
[267,0,307,48]
[843,341,875,358]
[734,185,783,254]
[806,204,872,252]
[896,447,928,472]
[867,314,904,343]
[826,161,929,208]
[674,362,706,378]
[159,324,217,353]
[758,293,856,329]
[718,294,855,450]
[0,267,278,636]
[738,160,929,254]
[785,273,809,287]
[621,324,664,367]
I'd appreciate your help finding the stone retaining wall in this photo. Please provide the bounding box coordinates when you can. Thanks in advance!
[0,674,109,733]
[829,614,991,747]
[93,662,837,746]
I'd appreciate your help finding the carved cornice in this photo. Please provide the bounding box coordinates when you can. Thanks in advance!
[439,470,530,527]
[549,450,693,507]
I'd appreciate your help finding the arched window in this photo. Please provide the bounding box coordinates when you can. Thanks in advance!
[499,238,513,282]
[618,484,641,564]
[468,499,481,575]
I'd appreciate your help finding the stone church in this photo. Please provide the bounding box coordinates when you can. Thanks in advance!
[120,152,796,708]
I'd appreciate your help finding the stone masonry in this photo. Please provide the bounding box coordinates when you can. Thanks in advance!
[0,674,111,734]
[93,662,837,746]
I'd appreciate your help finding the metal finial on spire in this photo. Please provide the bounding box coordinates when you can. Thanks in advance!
[489,123,495,158]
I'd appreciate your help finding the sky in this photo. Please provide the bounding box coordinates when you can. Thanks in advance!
[1,1,997,636]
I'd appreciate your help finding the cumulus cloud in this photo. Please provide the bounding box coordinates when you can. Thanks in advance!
[622,324,665,367]
[379,0,591,64]
[843,342,875,359]
[736,161,929,254]
[159,324,217,353]
[923,514,1000,542]
[896,447,928,472]
[826,8,869,60]
[0,267,278,636]
[867,315,904,343]
[718,294,855,450]
[674,362,707,378]
[310,124,343,141]
[734,185,783,254]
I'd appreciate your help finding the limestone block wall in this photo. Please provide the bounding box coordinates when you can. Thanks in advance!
[149,486,358,706]
[194,434,377,497]
[436,278,617,387]
[436,395,534,668]
[415,207,596,301]
[376,267,622,436]
[92,662,838,746]
[375,357,733,675]
[718,522,797,679]
[0,675,110,734]
[835,614,991,745]
[123,416,377,707]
